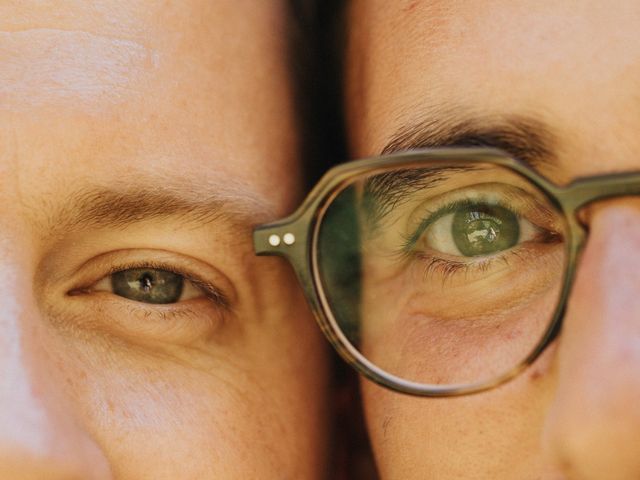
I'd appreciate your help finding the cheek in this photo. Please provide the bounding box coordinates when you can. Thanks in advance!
[57,330,329,478]
[361,344,558,478]
[42,253,331,478]
[59,349,250,476]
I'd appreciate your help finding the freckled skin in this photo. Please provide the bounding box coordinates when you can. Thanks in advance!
[347,1,640,479]
[0,1,329,479]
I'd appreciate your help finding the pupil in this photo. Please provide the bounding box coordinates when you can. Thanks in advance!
[140,273,154,292]
[452,204,519,256]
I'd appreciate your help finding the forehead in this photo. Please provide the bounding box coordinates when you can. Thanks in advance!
[0,1,297,216]
[0,2,290,109]
[0,29,154,110]
[347,0,640,164]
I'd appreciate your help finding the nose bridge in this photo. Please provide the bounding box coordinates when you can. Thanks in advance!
[562,200,640,370]
[543,200,640,478]
[0,253,111,478]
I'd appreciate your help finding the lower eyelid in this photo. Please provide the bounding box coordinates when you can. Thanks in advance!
[416,254,467,280]
[415,249,517,284]
[417,238,557,272]
[91,295,227,345]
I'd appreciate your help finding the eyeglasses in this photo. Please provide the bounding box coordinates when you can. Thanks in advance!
[253,148,640,397]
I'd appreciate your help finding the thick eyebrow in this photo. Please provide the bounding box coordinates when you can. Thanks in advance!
[381,114,558,174]
[363,165,477,232]
[42,182,273,236]
[362,115,558,233]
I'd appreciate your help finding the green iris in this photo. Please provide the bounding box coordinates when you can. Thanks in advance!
[111,268,184,304]
[451,204,520,257]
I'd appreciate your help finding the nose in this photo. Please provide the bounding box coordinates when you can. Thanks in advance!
[542,200,640,479]
[0,274,111,479]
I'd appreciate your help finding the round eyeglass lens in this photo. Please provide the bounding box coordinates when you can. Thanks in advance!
[316,161,569,388]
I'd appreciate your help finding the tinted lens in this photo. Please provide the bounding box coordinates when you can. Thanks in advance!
[316,162,568,387]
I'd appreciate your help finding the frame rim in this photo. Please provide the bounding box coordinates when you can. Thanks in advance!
[254,147,640,397]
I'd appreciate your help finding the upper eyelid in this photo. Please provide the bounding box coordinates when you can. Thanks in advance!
[399,187,559,259]
[399,188,527,251]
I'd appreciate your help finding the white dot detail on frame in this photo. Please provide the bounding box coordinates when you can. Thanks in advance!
[283,233,296,245]
[268,234,281,247]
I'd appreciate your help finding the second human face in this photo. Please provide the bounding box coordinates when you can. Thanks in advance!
[0,1,329,479]
[345,1,640,479]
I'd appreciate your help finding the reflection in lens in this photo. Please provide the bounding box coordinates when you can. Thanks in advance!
[450,203,519,256]
[317,162,567,387]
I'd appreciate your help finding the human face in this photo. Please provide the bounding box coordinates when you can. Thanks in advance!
[0,1,329,479]
[345,1,640,479]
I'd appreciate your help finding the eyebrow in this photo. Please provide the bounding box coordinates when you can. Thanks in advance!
[363,165,477,232]
[43,182,273,236]
[381,114,558,174]
[362,114,559,233]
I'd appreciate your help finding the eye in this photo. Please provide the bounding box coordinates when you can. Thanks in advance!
[93,268,203,304]
[422,203,539,257]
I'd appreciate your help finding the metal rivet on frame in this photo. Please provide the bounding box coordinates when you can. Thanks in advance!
[283,233,296,245]
[268,234,281,247]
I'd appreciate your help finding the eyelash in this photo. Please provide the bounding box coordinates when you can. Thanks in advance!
[90,260,231,310]
[414,249,522,283]
[401,198,513,251]
[403,198,558,282]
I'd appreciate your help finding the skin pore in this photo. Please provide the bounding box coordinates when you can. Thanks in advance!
[346,1,640,479]
[0,1,329,479]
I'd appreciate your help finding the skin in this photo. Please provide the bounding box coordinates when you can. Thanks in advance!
[345,1,640,479]
[0,1,329,479]
[354,167,564,385]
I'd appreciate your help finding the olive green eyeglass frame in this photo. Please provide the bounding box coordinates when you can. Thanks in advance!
[253,147,640,397]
